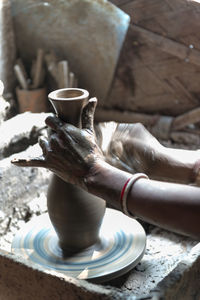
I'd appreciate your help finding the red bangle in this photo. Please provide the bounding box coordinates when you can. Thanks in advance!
[120,173,149,217]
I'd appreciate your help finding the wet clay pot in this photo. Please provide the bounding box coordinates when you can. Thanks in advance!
[48,88,106,253]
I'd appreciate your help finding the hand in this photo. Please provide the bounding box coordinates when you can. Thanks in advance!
[12,98,104,189]
[104,123,161,174]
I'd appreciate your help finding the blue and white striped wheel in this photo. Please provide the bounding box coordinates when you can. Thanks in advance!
[12,208,146,283]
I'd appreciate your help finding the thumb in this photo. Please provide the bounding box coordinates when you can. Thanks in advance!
[11,155,47,168]
[81,97,97,133]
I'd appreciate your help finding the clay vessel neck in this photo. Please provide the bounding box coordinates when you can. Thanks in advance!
[48,88,89,126]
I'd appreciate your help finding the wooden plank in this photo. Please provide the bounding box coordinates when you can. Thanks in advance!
[131,24,200,68]
[14,64,28,90]
[131,45,176,68]
[116,26,176,70]
[131,94,195,114]
[154,8,200,42]
[128,44,199,87]
[108,70,196,114]
[120,0,172,23]
[144,59,199,78]
[178,71,200,93]
[95,107,159,125]
[32,49,44,89]
[132,65,170,95]
[163,0,191,11]
[58,61,69,88]
[133,7,200,52]
[172,107,200,130]
[109,0,130,6]
[170,131,200,146]
[180,34,200,52]
[135,17,168,37]
[106,0,200,117]
[169,77,199,106]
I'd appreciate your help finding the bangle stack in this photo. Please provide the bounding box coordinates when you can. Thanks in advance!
[120,173,149,217]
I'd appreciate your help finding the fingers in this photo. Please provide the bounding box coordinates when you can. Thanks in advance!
[49,134,65,152]
[57,124,80,144]
[81,97,97,133]
[11,155,46,168]
[45,115,79,143]
[45,98,97,137]
[45,115,65,132]
[39,136,51,156]
[11,136,50,168]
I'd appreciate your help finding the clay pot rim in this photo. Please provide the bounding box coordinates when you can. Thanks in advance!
[48,88,89,101]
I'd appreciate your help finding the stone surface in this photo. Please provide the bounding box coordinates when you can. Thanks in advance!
[0,249,128,300]
[0,111,51,158]
[0,143,50,217]
[154,242,200,300]
[103,226,197,297]
[0,192,48,252]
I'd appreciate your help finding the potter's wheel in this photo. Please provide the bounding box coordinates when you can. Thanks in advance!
[11,208,146,283]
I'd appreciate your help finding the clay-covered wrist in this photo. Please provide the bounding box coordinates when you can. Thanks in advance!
[83,159,132,210]
[84,159,112,191]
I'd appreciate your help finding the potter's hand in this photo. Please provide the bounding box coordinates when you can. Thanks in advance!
[100,122,162,175]
[12,98,104,189]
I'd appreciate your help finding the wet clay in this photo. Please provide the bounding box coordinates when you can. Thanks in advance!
[47,88,106,253]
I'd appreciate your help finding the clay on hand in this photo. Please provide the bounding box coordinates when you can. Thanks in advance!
[98,122,162,176]
[11,98,104,189]
[110,123,162,173]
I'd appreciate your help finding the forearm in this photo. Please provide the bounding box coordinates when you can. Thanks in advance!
[129,178,200,239]
[146,146,199,184]
[125,137,200,184]
[86,160,131,210]
[86,161,200,239]
[107,123,200,184]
